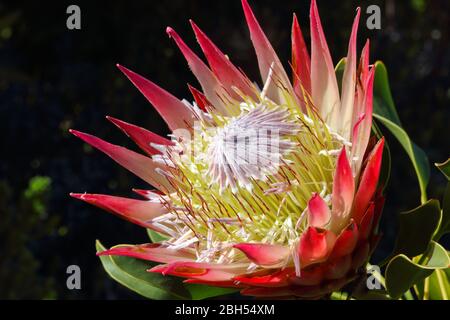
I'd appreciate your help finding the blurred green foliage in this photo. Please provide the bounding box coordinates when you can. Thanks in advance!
[0,176,59,299]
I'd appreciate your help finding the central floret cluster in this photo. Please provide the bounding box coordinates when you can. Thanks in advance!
[154,95,344,268]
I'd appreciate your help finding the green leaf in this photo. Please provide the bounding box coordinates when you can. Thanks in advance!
[393,200,441,258]
[335,57,346,92]
[416,258,450,300]
[436,158,450,181]
[373,62,401,125]
[352,290,392,300]
[385,241,450,299]
[427,269,450,300]
[373,61,430,203]
[434,182,450,240]
[184,283,239,300]
[372,120,392,191]
[147,229,169,243]
[96,240,190,300]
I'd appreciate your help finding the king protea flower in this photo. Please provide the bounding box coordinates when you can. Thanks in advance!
[70,0,385,298]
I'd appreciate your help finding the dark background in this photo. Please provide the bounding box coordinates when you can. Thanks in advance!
[0,0,448,299]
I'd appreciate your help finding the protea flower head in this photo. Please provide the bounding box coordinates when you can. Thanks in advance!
[70,0,385,298]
